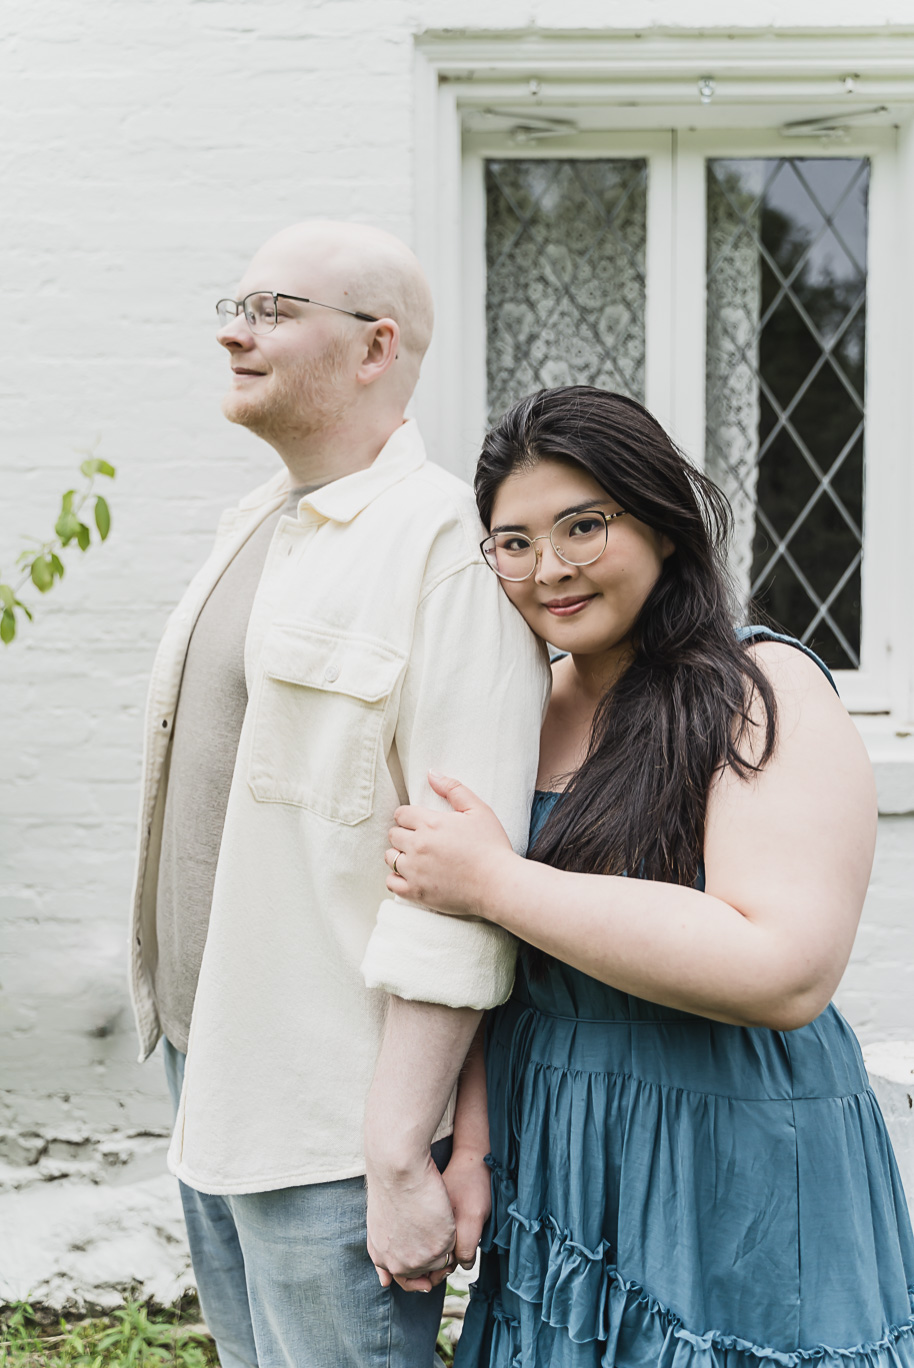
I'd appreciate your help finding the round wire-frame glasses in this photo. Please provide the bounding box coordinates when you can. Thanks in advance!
[480,508,628,581]
[216,291,379,335]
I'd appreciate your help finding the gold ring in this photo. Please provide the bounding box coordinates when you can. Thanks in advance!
[392,853,402,876]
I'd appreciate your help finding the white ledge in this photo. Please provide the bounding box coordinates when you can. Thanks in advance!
[855,722,914,815]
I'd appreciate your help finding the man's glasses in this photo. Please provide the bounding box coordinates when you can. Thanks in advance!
[215,291,379,335]
[480,509,627,581]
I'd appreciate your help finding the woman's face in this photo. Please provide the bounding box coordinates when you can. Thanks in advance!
[487,459,673,659]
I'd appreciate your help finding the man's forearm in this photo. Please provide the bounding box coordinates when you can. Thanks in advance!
[364,996,482,1170]
[364,997,482,1286]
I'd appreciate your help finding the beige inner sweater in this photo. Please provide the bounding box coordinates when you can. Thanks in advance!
[154,486,316,1052]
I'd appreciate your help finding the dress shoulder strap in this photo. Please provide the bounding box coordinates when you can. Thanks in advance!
[736,624,839,695]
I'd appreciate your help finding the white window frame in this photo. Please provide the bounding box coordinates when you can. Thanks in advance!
[412,30,914,786]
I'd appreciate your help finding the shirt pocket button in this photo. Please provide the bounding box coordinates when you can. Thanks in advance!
[323,664,340,683]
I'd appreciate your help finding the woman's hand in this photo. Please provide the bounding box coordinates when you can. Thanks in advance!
[385,771,518,918]
[441,1147,492,1269]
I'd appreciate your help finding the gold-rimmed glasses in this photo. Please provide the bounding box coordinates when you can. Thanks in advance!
[480,508,627,581]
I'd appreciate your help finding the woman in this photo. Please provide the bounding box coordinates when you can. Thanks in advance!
[385,387,914,1368]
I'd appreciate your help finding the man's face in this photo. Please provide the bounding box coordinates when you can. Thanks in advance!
[217,243,359,443]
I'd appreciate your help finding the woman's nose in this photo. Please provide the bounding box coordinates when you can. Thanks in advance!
[533,539,574,585]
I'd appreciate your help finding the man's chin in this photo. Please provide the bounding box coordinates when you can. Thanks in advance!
[222,391,265,431]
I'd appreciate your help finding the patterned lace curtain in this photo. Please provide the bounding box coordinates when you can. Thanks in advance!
[705,173,763,611]
[485,159,648,426]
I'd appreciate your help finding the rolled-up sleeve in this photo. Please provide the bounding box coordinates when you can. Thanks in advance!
[360,559,550,1008]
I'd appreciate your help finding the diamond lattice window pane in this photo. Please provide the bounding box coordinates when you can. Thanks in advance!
[706,157,869,670]
[485,159,648,426]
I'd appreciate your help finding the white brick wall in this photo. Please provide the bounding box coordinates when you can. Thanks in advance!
[2,0,913,1307]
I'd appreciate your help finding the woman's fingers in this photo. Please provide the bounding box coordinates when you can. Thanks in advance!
[392,1273,434,1293]
[427,771,481,813]
[386,847,407,876]
[454,1215,483,1269]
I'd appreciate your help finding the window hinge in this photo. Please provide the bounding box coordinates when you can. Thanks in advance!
[779,106,889,143]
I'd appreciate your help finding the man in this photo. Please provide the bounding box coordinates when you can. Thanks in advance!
[128,221,549,1368]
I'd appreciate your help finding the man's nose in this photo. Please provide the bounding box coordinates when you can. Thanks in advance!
[217,314,254,350]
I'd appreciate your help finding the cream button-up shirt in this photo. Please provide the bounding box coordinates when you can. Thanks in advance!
[128,420,550,1195]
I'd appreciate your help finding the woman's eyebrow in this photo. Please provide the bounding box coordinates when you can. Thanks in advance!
[490,498,614,536]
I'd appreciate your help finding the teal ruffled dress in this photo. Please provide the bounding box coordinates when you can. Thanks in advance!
[456,634,914,1368]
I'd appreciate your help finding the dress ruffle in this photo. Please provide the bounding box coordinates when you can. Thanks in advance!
[458,1158,914,1368]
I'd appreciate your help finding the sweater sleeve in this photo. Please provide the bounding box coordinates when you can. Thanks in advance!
[360,559,550,1008]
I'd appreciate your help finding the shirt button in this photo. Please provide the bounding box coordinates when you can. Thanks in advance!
[323,664,340,683]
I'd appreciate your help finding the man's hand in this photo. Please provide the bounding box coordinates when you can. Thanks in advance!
[366,1149,457,1294]
[441,1146,491,1269]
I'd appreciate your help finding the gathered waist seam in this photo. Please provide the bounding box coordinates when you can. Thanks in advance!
[514,1012,710,1025]
[490,1042,873,1104]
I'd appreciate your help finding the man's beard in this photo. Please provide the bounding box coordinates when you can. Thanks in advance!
[222,338,352,445]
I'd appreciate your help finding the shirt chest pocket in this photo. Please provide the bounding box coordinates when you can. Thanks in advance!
[248,621,406,825]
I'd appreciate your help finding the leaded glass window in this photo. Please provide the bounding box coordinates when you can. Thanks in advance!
[485,159,648,426]
[705,158,868,670]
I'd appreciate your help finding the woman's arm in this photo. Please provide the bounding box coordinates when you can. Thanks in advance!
[387,645,877,1031]
[439,1020,492,1271]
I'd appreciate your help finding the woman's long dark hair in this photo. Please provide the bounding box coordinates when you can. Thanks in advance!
[476,386,777,890]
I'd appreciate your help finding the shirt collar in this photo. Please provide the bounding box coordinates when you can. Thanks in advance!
[235,419,427,523]
[298,419,426,524]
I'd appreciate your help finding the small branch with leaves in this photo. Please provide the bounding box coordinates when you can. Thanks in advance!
[0,454,116,645]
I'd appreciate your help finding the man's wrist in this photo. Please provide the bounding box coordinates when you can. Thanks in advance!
[365,1137,432,1181]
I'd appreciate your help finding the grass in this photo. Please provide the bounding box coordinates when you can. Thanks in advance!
[0,1302,218,1368]
[437,1283,469,1366]
[0,1287,468,1368]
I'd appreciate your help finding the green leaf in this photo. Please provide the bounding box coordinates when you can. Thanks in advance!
[76,522,91,551]
[80,457,115,479]
[61,488,76,514]
[30,556,54,592]
[95,495,111,540]
[0,584,13,609]
[1,607,16,644]
[55,510,81,544]
[50,553,65,579]
[15,599,33,621]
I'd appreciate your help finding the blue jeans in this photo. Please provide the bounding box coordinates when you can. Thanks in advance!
[163,1039,448,1368]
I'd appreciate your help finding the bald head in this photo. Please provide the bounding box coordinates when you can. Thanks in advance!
[221,220,436,480]
[246,221,434,387]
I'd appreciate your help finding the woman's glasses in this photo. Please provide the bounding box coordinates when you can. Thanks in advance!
[480,509,627,582]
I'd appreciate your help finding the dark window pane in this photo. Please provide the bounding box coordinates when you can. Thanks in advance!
[706,157,869,670]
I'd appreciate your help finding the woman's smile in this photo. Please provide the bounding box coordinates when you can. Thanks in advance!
[542,594,597,616]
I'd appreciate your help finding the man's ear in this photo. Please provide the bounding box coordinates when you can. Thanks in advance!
[357,318,399,386]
